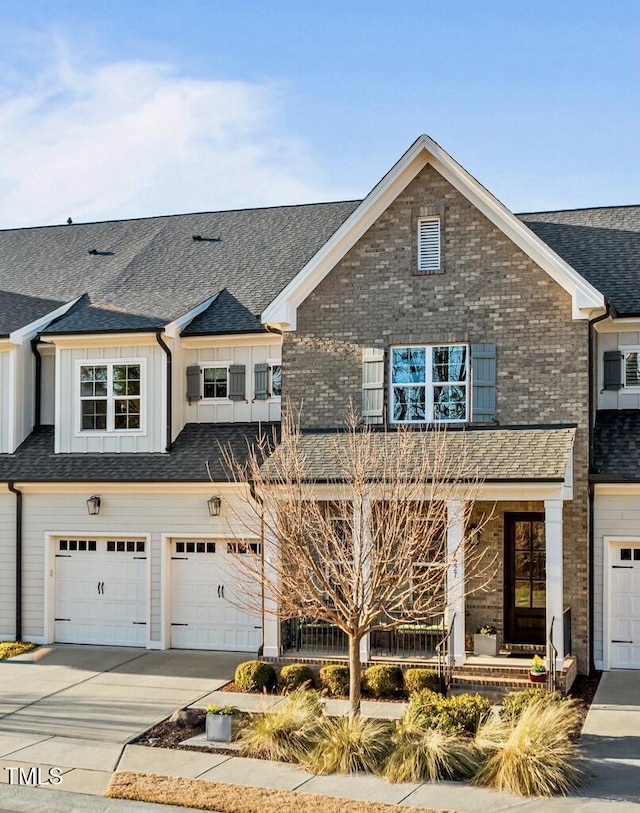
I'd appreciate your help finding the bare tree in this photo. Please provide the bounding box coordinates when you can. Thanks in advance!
[222,406,494,717]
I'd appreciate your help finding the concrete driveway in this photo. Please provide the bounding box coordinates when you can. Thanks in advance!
[0,644,244,792]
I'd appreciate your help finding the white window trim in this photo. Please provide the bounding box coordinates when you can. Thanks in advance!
[267,358,282,401]
[621,346,640,390]
[389,343,469,425]
[75,358,147,437]
[417,216,441,272]
[201,362,232,402]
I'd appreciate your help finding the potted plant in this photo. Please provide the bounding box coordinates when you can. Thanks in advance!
[206,704,238,742]
[473,624,498,656]
[529,654,547,684]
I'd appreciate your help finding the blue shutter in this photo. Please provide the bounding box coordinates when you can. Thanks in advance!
[228,365,246,401]
[254,363,269,400]
[603,350,623,390]
[471,344,496,423]
[186,365,201,403]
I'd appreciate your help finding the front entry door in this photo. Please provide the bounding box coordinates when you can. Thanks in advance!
[505,514,546,645]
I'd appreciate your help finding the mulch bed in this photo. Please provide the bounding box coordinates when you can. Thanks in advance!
[107,771,443,813]
[568,671,602,729]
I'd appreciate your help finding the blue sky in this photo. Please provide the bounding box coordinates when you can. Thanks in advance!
[0,1,637,228]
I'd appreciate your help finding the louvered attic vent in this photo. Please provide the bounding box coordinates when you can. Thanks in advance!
[417,217,441,272]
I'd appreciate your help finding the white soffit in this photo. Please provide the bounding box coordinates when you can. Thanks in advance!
[262,135,605,329]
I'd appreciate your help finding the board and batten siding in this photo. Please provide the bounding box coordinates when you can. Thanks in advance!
[17,489,259,647]
[55,344,165,453]
[40,348,55,426]
[183,343,281,425]
[0,350,12,454]
[0,491,16,639]
[593,491,640,668]
[598,331,640,410]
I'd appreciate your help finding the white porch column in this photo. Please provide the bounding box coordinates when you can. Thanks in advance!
[354,496,371,662]
[545,499,565,671]
[446,499,466,665]
[261,503,281,659]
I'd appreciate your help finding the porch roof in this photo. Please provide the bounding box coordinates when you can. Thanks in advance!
[262,424,576,483]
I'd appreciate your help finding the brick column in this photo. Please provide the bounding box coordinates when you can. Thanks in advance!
[545,499,565,671]
[446,499,467,665]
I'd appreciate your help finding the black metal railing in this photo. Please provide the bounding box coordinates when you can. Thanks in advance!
[281,617,348,656]
[436,613,455,694]
[563,606,572,657]
[370,614,444,659]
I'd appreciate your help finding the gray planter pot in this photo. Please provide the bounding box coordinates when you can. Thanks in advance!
[206,714,233,742]
[473,633,498,657]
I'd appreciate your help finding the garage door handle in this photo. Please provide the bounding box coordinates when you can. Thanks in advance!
[221,585,225,599]
[132,622,147,625]
[612,639,633,643]
[55,618,71,622]
[171,623,188,627]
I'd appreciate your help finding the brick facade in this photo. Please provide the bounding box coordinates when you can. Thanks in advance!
[282,163,591,671]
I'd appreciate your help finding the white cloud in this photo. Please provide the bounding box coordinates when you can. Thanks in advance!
[0,53,338,228]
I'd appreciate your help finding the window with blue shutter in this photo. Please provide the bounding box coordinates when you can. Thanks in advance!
[254,363,269,400]
[186,365,202,403]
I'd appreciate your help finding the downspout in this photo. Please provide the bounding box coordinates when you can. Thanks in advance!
[30,338,41,430]
[8,482,22,641]
[587,301,611,674]
[249,480,266,657]
[155,331,172,452]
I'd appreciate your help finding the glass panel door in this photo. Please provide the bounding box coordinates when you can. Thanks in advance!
[505,513,546,645]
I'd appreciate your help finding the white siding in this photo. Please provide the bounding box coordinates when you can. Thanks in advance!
[0,350,12,453]
[593,492,640,667]
[598,331,640,410]
[14,341,34,449]
[56,344,165,453]
[184,343,281,425]
[0,491,16,639]
[19,488,258,647]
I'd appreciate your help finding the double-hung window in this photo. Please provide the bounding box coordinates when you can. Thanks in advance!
[624,349,640,389]
[391,344,468,423]
[79,362,142,431]
[202,366,228,399]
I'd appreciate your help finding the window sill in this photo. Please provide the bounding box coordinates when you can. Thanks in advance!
[412,267,445,276]
[75,430,146,437]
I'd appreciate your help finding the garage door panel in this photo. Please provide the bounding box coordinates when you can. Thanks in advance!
[54,539,147,647]
[610,545,640,669]
[170,540,261,652]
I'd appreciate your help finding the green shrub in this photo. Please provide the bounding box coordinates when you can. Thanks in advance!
[403,668,440,695]
[239,688,323,762]
[234,660,277,692]
[500,689,566,722]
[278,664,316,692]
[363,665,403,698]
[302,715,391,775]
[438,693,492,735]
[319,664,350,697]
[474,699,583,796]
[407,689,491,735]
[384,706,479,783]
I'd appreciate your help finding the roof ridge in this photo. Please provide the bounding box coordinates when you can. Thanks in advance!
[517,203,640,217]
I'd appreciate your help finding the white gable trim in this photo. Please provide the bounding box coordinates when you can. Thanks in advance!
[164,292,220,338]
[9,295,83,345]
[262,135,605,329]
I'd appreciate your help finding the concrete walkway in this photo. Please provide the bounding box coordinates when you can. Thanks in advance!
[0,648,638,811]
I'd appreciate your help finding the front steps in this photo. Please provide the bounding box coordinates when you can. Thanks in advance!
[450,653,578,696]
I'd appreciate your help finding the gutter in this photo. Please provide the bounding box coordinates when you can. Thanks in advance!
[155,331,172,452]
[587,301,612,674]
[30,339,41,429]
[8,482,22,641]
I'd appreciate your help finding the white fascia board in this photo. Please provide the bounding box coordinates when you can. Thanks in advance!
[595,317,640,334]
[164,292,220,338]
[262,135,605,329]
[8,295,83,345]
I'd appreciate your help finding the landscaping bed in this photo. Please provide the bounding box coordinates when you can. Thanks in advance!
[0,641,37,660]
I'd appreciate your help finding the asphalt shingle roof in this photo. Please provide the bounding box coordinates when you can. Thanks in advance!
[0,201,360,333]
[183,289,266,336]
[0,290,66,336]
[262,425,576,483]
[517,206,640,316]
[592,410,640,481]
[0,423,278,482]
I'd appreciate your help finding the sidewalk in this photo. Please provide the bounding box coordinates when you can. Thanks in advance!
[0,674,638,812]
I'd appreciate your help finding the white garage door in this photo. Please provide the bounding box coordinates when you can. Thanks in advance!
[55,538,147,646]
[170,539,262,652]
[611,544,640,669]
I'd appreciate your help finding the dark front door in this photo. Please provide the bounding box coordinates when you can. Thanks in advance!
[504,513,546,645]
